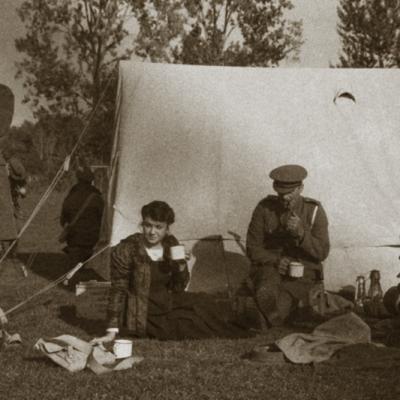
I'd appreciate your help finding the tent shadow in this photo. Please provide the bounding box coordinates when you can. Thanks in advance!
[19,251,69,279]
[18,252,106,292]
[187,235,250,295]
[59,304,107,335]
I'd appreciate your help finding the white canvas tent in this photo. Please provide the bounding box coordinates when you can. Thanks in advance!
[109,61,400,293]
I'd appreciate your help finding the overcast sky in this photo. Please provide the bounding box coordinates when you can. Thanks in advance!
[0,0,340,126]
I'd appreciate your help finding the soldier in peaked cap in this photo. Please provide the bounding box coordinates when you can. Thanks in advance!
[246,164,330,327]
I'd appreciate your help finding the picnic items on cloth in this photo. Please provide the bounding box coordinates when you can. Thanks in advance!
[34,335,143,374]
[275,312,371,364]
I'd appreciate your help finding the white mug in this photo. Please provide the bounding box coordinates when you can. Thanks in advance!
[113,339,133,359]
[289,262,304,278]
[170,245,186,260]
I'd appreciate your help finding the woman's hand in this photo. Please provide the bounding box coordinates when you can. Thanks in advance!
[185,249,192,262]
[177,261,187,272]
[277,257,291,275]
[287,212,305,239]
[90,331,116,346]
[176,250,191,271]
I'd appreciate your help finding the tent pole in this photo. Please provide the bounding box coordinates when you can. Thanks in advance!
[219,236,233,301]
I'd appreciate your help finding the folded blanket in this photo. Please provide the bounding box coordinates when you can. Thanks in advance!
[275,312,371,364]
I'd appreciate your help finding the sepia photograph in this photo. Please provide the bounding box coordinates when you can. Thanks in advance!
[0,1,399,399]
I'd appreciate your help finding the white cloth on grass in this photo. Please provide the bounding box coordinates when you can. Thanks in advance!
[34,334,143,374]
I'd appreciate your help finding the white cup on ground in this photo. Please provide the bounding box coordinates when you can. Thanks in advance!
[113,339,133,359]
[289,262,304,278]
[170,245,186,261]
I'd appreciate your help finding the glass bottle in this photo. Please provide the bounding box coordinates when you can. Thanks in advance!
[355,275,366,307]
[367,269,383,300]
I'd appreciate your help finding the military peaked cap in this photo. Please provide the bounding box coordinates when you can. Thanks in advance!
[269,164,307,194]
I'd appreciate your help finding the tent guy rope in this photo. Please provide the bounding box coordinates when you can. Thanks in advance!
[3,244,110,317]
[0,69,115,270]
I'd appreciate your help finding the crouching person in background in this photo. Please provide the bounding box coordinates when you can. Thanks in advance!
[246,164,330,327]
[92,200,252,343]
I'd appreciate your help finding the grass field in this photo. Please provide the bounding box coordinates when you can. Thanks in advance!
[0,187,399,400]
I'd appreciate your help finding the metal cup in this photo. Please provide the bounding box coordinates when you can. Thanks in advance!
[170,245,185,260]
[289,262,304,278]
[113,339,133,359]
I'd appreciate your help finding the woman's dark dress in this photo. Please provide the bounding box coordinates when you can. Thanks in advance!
[144,259,252,340]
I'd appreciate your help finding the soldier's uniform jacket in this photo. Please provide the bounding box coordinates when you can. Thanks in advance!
[246,195,330,279]
[107,233,190,336]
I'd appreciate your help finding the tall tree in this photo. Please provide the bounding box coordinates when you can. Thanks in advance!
[15,0,134,162]
[130,0,303,66]
[336,0,400,67]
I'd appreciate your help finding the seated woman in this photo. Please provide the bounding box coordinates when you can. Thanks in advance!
[92,200,251,343]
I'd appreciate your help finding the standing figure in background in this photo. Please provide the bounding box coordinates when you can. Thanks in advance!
[60,166,104,281]
[246,164,330,327]
[6,154,28,219]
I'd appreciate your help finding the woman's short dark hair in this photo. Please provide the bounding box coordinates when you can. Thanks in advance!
[141,201,175,225]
